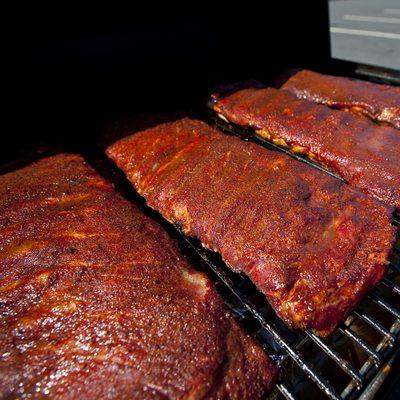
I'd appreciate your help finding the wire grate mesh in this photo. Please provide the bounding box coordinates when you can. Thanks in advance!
[196,111,400,400]
[175,223,400,400]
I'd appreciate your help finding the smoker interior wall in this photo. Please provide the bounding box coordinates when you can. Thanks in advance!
[6,6,331,157]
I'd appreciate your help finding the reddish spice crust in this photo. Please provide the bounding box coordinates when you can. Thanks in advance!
[107,119,396,337]
[282,70,400,129]
[212,87,400,210]
[0,154,278,399]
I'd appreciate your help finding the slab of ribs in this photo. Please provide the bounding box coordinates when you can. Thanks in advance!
[107,118,396,337]
[282,69,400,129]
[212,85,400,210]
[0,154,278,399]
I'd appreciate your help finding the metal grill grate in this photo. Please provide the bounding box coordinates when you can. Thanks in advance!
[176,219,400,400]
[183,111,400,400]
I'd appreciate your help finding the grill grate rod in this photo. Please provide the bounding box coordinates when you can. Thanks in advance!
[352,311,395,342]
[368,293,400,319]
[305,331,364,386]
[339,327,381,364]
[178,232,342,400]
[277,382,298,400]
[382,278,400,295]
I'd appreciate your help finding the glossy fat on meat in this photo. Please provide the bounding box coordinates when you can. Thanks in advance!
[212,87,400,210]
[282,70,400,129]
[0,154,278,399]
[107,119,396,337]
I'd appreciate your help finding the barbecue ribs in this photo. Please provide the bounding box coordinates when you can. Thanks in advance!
[107,119,396,337]
[282,70,400,129]
[212,87,400,209]
[0,154,278,399]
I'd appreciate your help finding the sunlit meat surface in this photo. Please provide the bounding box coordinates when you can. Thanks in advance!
[212,87,400,210]
[107,119,396,337]
[0,154,278,399]
[282,70,400,129]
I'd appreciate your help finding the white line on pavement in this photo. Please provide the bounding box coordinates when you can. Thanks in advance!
[330,27,400,40]
[343,15,400,24]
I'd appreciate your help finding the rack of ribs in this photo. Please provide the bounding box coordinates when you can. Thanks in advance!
[282,70,400,129]
[0,154,278,399]
[107,119,396,337]
[211,87,400,210]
